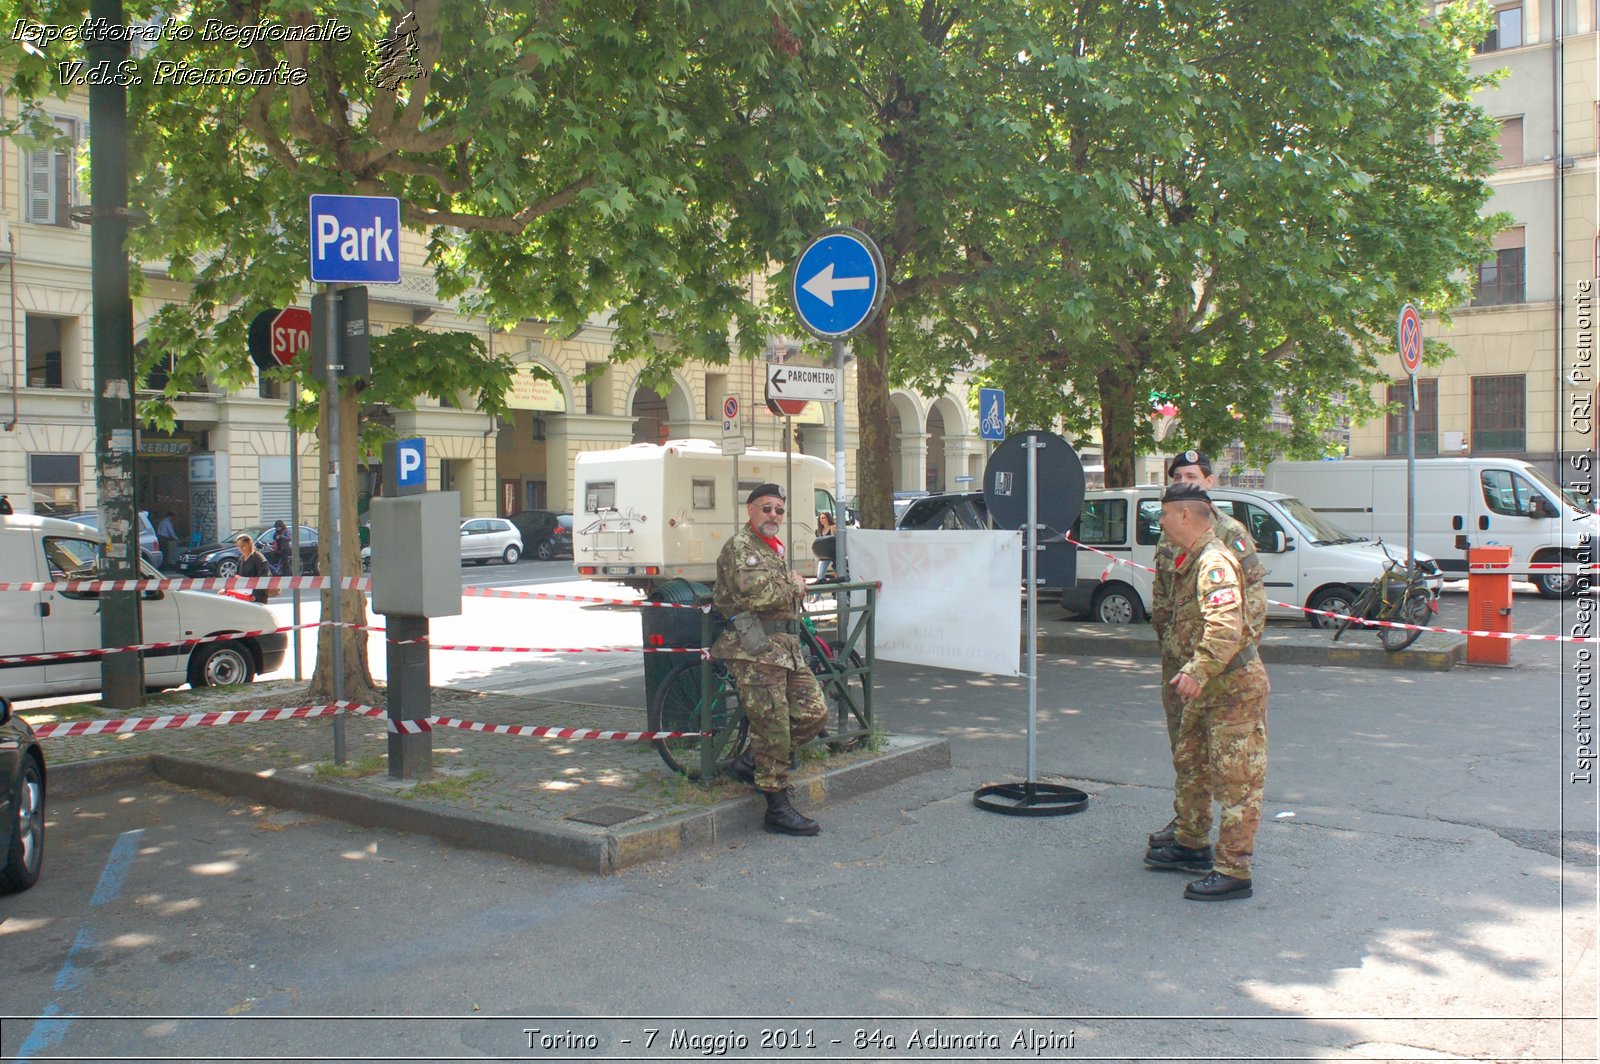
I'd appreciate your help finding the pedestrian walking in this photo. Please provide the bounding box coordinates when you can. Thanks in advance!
[711,483,829,836]
[814,511,837,581]
[156,511,180,570]
[1147,450,1266,848]
[270,520,293,574]
[1143,482,1269,901]
[235,534,274,604]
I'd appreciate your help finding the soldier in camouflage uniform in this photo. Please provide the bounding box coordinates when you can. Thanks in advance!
[1143,482,1269,901]
[1148,450,1267,849]
[712,483,829,836]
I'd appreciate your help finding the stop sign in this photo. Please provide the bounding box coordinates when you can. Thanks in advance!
[270,307,312,366]
[766,397,809,417]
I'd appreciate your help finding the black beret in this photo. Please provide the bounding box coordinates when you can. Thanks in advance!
[1161,482,1211,505]
[1167,450,1212,477]
[746,483,786,504]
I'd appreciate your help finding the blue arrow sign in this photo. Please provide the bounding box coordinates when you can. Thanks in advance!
[309,194,402,284]
[979,388,1006,441]
[791,228,883,339]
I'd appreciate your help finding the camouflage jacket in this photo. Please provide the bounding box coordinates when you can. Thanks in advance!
[710,522,807,669]
[1152,509,1266,648]
[1167,528,1253,691]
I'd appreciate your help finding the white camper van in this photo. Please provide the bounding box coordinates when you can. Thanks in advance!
[1062,486,1442,625]
[0,513,287,699]
[1265,457,1597,598]
[573,440,837,590]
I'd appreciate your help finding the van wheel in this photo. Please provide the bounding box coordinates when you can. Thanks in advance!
[1306,585,1357,629]
[189,643,255,688]
[1092,583,1146,624]
[1532,554,1576,598]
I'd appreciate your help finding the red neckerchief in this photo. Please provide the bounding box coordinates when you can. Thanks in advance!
[751,524,785,559]
[1173,552,1187,569]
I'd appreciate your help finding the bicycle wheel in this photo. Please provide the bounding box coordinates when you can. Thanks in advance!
[1378,588,1432,652]
[1332,584,1378,642]
[648,660,748,779]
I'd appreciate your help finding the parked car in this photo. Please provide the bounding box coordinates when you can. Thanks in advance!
[509,511,573,560]
[1,512,286,696]
[894,491,1076,594]
[179,525,320,578]
[0,696,45,894]
[461,517,523,565]
[64,509,163,569]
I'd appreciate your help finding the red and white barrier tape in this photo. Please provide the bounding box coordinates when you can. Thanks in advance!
[386,716,706,740]
[1066,535,1597,644]
[0,573,710,609]
[28,700,377,740]
[0,621,321,667]
[29,698,708,742]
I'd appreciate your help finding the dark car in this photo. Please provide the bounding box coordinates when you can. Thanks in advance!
[179,524,320,578]
[64,510,163,569]
[0,696,45,894]
[508,509,574,560]
[895,491,1077,592]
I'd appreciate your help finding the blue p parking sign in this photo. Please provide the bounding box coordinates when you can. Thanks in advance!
[394,438,426,495]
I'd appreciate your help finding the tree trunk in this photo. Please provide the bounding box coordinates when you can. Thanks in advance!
[1096,366,1140,488]
[308,382,378,704]
[854,311,897,530]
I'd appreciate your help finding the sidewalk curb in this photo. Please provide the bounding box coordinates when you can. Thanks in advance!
[48,736,952,875]
[1035,632,1463,671]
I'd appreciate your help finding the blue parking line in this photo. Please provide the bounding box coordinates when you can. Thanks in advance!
[14,828,144,1062]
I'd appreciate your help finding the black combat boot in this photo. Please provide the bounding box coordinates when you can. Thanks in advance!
[1143,842,1214,873]
[726,747,756,785]
[763,788,821,836]
[1147,819,1178,847]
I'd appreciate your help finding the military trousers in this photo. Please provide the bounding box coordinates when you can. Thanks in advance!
[1171,663,1269,879]
[1159,655,1185,754]
[726,660,828,792]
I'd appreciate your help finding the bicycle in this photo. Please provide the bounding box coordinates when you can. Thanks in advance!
[1331,541,1437,652]
[646,583,874,780]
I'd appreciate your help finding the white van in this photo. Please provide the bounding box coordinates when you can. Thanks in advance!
[573,440,836,591]
[1265,457,1597,598]
[1061,486,1442,626]
[0,513,287,699]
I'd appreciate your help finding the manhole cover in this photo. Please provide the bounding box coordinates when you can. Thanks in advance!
[564,803,650,827]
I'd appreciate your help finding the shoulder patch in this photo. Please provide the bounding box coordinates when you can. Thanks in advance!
[1206,587,1237,608]
[1206,566,1226,584]
[1232,537,1247,553]
[745,554,761,566]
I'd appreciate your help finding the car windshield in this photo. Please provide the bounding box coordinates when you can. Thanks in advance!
[226,526,271,542]
[1274,496,1357,545]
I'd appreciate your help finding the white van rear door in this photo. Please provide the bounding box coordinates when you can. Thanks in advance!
[0,529,51,696]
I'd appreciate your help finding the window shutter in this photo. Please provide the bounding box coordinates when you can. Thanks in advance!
[27,147,54,223]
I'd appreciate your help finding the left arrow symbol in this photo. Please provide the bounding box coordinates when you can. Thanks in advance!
[801,263,871,306]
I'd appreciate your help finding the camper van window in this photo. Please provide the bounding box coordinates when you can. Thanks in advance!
[584,482,615,512]
[1074,497,1127,545]
[692,478,715,510]
[1136,500,1163,545]
[1480,469,1544,517]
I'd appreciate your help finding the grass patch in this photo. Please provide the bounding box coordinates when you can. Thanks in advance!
[19,702,108,725]
[313,754,387,780]
[636,769,738,806]
[400,770,491,801]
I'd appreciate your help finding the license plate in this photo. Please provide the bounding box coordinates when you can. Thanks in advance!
[604,566,632,575]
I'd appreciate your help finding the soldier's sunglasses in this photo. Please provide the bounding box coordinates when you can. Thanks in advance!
[760,505,785,515]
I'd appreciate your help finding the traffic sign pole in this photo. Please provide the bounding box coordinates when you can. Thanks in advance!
[324,285,347,765]
[834,338,847,578]
[1399,303,1423,580]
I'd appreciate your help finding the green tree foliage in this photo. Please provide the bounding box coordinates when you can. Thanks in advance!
[4,0,879,695]
[950,0,1503,485]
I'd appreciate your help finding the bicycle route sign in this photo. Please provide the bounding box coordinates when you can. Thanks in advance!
[979,388,1006,441]
[790,227,883,339]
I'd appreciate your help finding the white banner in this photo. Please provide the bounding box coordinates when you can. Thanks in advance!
[846,529,1021,675]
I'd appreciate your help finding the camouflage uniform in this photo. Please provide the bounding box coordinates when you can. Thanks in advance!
[1151,510,1266,751]
[711,523,828,792]
[1165,527,1270,880]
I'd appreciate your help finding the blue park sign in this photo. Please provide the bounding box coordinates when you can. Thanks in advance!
[309,194,402,284]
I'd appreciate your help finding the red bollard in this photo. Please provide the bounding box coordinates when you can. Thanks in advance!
[1467,545,1513,666]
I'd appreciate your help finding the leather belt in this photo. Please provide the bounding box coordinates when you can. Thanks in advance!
[760,617,800,636]
[1220,643,1261,675]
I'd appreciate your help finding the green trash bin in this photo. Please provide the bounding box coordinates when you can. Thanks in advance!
[641,578,715,711]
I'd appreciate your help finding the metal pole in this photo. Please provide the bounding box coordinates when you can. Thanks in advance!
[1407,375,1417,579]
[324,287,346,764]
[832,338,847,575]
[290,388,302,681]
[785,416,794,567]
[87,0,143,708]
[1026,433,1038,784]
